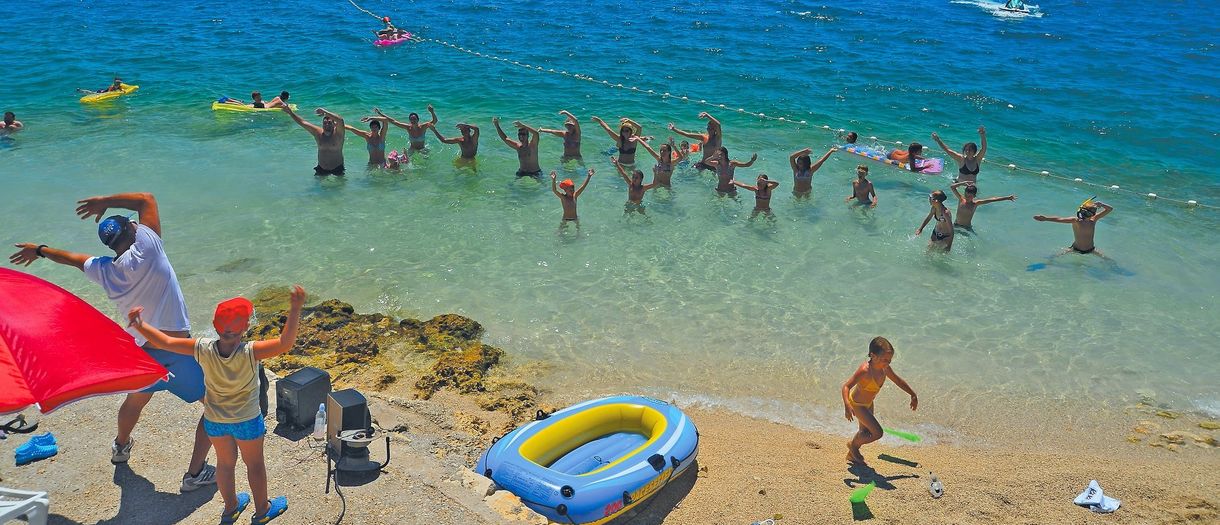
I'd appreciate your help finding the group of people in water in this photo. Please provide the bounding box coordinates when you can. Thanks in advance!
[274,103,1113,254]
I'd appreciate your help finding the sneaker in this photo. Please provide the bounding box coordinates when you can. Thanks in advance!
[111,437,134,464]
[181,463,217,492]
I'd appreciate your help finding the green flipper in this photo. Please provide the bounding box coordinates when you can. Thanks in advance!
[849,481,876,503]
[883,427,922,442]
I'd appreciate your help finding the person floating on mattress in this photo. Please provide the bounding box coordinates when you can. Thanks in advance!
[375,17,406,40]
[842,337,919,466]
[77,77,124,95]
[217,91,272,109]
[887,142,931,173]
[1004,0,1027,10]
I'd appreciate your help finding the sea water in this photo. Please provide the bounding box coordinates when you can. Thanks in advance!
[2,0,1218,440]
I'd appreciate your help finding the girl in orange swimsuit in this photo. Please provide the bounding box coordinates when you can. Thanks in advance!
[841,337,919,466]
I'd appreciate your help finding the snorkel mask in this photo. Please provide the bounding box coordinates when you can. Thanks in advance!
[1077,197,1097,219]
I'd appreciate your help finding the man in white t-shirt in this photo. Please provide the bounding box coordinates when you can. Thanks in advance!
[9,192,216,492]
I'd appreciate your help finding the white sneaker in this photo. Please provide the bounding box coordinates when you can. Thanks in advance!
[180,463,217,492]
[111,438,134,464]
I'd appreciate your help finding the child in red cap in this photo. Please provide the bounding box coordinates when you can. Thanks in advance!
[550,168,594,225]
[128,285,307,524]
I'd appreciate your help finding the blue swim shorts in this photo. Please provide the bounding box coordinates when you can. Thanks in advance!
[203,416,266,441]
[140,344,206,403]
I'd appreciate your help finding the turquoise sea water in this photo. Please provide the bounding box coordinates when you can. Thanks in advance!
[3,1,1218,439]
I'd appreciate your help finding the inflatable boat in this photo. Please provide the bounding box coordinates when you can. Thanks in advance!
[476,395,699,524]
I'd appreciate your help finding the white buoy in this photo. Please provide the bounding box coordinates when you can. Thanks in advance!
[737,108,745,112]
[719,104,727,108]
[1074,178,1083,182]
[778,117,787,121]
[1110,185,1120,189]
[758,113,766,117]
[1147,193,1157,199]
[869,136,877,140]
[681,96,688,100]
[1007,104,1014,108]
[1041,170,1050,175]
[1187,200,1198,206]
[896,141,904,145]
[1007,163,1016,169]
[663,92,670,97]
[799,120,807,124]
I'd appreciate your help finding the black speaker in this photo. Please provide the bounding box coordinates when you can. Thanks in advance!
[275,367,331,429]
[326,389,371,452]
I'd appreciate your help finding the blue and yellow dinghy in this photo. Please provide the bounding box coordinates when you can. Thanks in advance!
[476,395,699,524]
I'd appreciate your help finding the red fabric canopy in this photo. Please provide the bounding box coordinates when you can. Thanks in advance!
[0,267,168,414]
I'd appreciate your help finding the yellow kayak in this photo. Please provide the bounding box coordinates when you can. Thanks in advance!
[210,102,298,113]
[79,84,139,104]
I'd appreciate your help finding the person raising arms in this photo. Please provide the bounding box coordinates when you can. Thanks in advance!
[376,105,438,153]
[931,126,988,183]
[669,112,723,171]
[632,136,680,187]
[539,110,583,161]
[345,115,391,166]
[732,174,781,218]
[550,169,594,225]
[283,106,345,176]
[612,157,659,214]
[949,181,1015,231]
[1033,198,1114,255]
[702,146,757,194]
[790,147,837,197]
[430,123,481,162]
[493,117,542,177]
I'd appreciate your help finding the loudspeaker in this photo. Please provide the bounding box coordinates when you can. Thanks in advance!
[275,367,331,429]
[326,389,371,453]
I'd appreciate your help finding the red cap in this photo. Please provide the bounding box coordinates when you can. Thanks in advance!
[559,178,574,189]
[213,297,254,334]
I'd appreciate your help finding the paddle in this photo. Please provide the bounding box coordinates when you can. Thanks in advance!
[849,481,876,503]
[883,427,922,443]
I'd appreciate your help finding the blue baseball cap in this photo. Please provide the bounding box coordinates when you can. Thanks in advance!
[98,214,134,249]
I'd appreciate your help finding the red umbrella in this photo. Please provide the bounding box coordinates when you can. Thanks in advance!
[0,267,168,414]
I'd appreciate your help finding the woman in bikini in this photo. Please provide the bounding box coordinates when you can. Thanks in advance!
[789,147,837,198]
[376,105,439,153]
[633,136,679,187]
[731,174,780,218]
[916,190,954,252]
[539,110,582,161]
[842,336,918,466]
[344,116,391,166]
[591,116,643,165]
[931,126,987,183]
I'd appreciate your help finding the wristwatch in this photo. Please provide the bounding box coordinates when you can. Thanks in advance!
[35,245,47,258]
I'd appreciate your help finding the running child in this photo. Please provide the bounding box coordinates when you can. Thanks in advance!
[841,337,918,466]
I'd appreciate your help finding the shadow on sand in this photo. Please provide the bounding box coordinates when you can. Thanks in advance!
[49,463,214,525]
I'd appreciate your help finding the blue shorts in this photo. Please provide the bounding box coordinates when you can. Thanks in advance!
[203,416,266,441]
[140,345,206,403]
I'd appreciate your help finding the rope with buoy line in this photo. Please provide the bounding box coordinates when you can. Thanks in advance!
[836,130,1216,210]
[338,0,1213,212]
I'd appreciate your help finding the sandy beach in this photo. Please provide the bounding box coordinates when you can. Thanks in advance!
[3,296,1215,525]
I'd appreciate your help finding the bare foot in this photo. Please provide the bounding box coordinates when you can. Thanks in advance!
[846,445,866,465]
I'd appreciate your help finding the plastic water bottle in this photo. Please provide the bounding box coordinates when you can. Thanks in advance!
[312,403,326,440]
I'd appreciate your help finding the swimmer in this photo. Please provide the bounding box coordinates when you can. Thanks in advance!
[550,169,593,224]
[842,336,918,466]
[843,131,858,144]
[633,136,679,187]
[677,140,694,164]
[888,142,930,173]
[1033,198,1113,255]
[915,190,954,252]
[702,146,757,194]
[430,123,480,161]
[384,150,405,170]
[376,105,438,153]
[949,181,1014,230]
[612,156,659,213]
[539,110,582,161]
[591,116,645,165]
[669,112,723,171]
[845,165,877,208]
[216,91,269,108]
[0,112,22,132]
[283,106,345,176]
[931,126,987,183]
[344,115,391,166]
[731,174,781,218]
[266,91,291,109]
[492,117,541,177]
[790,147,837,197]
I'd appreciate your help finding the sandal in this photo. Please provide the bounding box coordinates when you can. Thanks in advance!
[219,492,251,525]
[251,496,287,524]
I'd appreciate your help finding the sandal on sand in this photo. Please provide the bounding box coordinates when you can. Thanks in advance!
[219,492,251,525]
[250,496,287,524]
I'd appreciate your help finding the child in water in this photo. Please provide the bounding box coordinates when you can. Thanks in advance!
[127,286,306,524]
[841,337,918,466]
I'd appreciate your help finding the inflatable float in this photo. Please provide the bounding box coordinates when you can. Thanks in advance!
[374,32,411,47]
[477,395,699,524]
[79,84,139,104]
[210,102,298,113]
[842,144,943,174]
